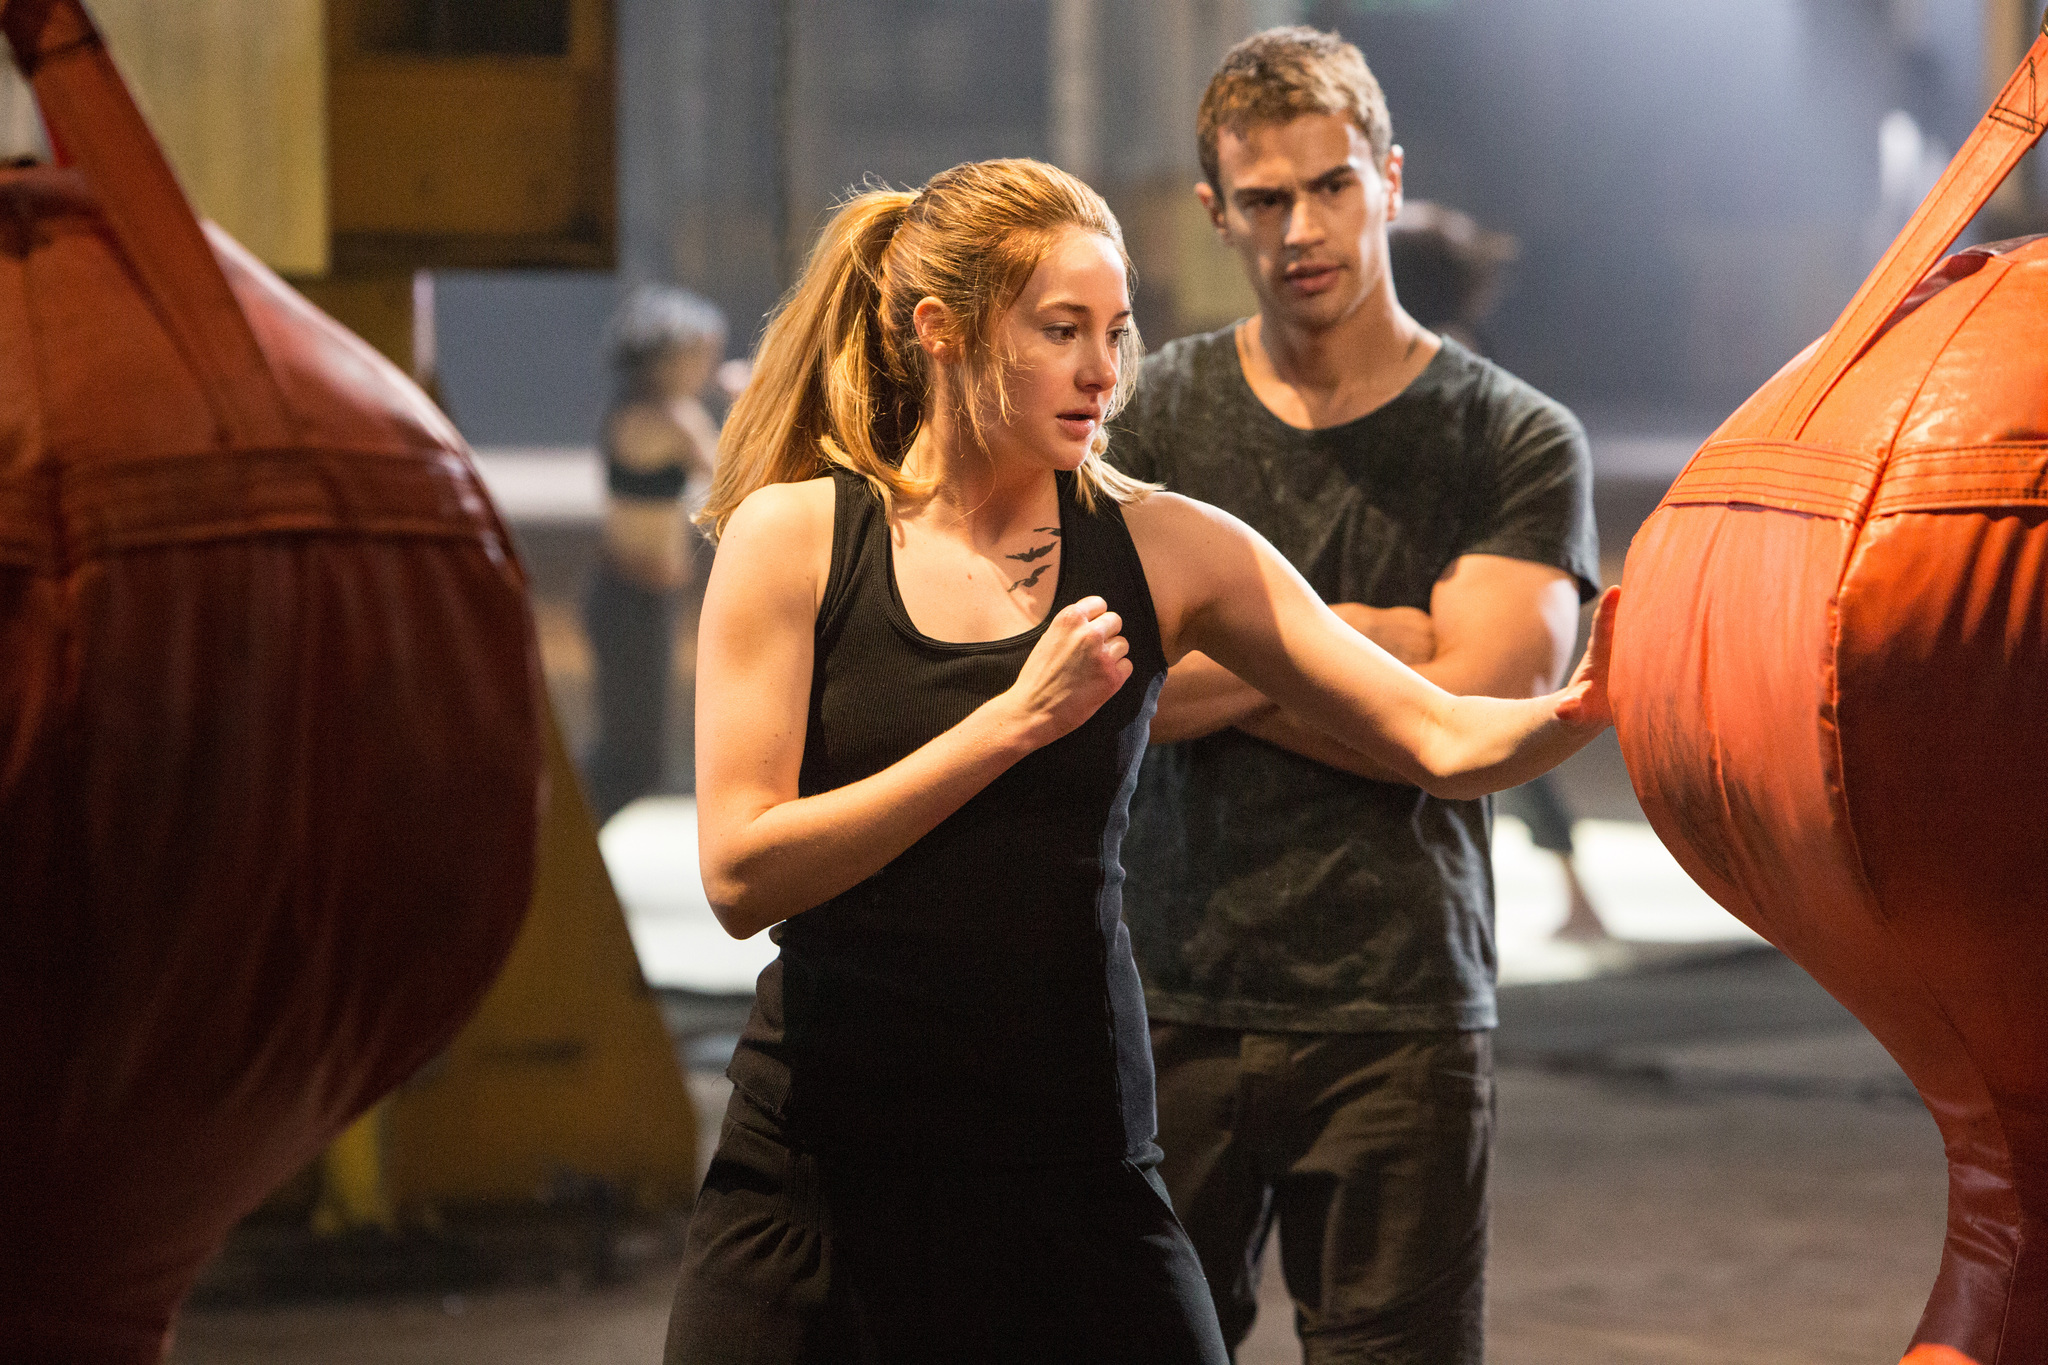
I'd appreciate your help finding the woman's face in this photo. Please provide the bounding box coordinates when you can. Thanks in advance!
[981,226,1130,474]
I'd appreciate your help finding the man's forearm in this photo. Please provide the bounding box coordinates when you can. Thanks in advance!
[1160,603,1441,763]
[1237,589,1566,774]
[1149,651,1273,743]
[1401,648,1559,704]
[1236,707,1407,781]
[1243,644,1554,776]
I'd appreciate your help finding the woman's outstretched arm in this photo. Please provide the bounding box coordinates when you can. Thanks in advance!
[694,480,1134,939]
[1125,492,1614,799]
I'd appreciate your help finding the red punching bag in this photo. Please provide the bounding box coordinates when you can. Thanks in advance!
[1613,26,2048,1365]
[0,4,544,1361]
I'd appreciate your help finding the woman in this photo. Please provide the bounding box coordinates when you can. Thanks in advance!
[582,285,726,823]
[666,160,1616,1364]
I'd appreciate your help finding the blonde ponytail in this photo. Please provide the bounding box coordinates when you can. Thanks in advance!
[698,189,918,536]
[698,160,1153,540]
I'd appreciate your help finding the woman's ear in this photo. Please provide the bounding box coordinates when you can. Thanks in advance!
[912,296,955,362]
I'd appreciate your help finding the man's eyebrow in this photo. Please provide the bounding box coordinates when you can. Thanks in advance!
[1230,163,1354,201]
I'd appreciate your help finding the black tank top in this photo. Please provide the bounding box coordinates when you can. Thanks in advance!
[726,466,1168,1165]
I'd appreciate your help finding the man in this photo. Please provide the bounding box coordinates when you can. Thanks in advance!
[1110,27,1598,1364]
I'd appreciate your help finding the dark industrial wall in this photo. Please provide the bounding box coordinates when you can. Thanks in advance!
[436,0,2008,448]
[1312,0,1990,426]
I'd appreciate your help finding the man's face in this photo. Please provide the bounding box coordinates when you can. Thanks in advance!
[1199,112,1403,334]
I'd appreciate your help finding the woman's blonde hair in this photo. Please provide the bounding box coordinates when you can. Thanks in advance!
[697,158,1151,538]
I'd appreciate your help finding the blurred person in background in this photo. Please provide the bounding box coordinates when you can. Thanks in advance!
[664,156,1616,1364]
[582,285,726,823]
[1390,200,1610,943]
[1109,28,1598,1363]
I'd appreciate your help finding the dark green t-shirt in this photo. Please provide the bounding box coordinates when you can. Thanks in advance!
[1109,328,1599,1033]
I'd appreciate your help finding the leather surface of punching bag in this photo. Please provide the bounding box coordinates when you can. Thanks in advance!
[1613,28,2048,1365]
[0,4,545,1360]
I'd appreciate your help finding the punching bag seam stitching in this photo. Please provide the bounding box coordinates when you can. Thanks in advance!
[1877,260,2015,470]
[1874,487,2048,507]
[1828,531,2023,1365]
[1684,443,1878,473]
[1888,440,2048,458]
[1662,441,1883,520]
[1871,442,2048,514]
[14,197,66,582]
[1694,438,1872,461]
[1988,49,2042,137]
[1990,1210,2025,1362]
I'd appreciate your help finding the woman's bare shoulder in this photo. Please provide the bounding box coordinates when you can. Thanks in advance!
[1120,490,1255,648]
[727,474,836,537]
[1121,487,1248,551]
[717,476,838,602]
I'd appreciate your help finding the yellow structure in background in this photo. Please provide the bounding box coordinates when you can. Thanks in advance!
[314,1106,396,1234]
[381,710,698,1212]
[327,0,615,270]
[64,0,692,1232]
[307,710,698,1228]
[89,0,328,275]
[77,0,616,379]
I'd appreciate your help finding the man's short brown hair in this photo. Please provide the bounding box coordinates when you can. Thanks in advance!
[1197,26,1393,191]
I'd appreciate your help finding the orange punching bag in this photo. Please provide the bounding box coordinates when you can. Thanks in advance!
[0,4,544,1361]
[1613,26,2048,1365]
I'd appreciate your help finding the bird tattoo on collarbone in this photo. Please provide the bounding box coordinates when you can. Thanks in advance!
[1006,526,1061,592]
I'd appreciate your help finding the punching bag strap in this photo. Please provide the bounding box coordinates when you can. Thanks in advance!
[1771,18,2048,440]
[0,0,291,448]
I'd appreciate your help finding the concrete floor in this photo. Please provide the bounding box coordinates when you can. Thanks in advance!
[169,1069,1946,1365]
[172,952,1950,1365]
[1480,1071,1941,1365]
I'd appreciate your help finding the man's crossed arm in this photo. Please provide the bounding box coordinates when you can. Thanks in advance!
[1148,553,1584,781]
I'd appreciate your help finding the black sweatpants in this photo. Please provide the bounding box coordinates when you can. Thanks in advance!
[665,1086,1229,1365]
[1149,1025,1494,1365]
[1496,774,1576,855]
